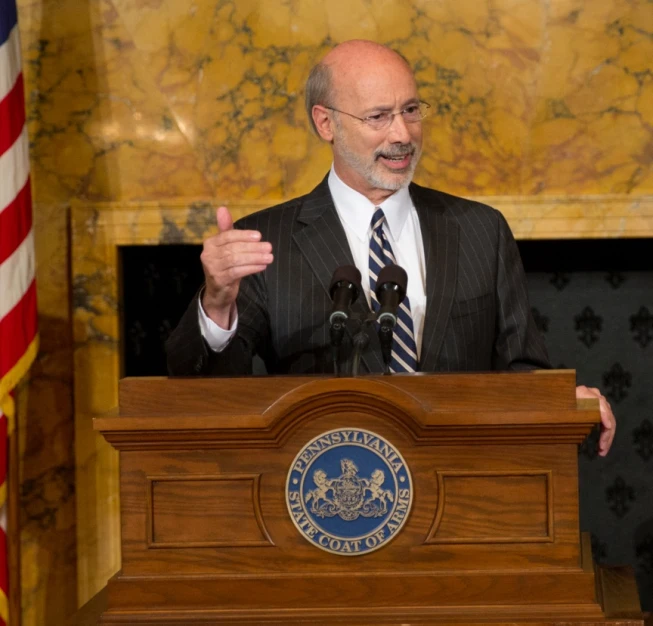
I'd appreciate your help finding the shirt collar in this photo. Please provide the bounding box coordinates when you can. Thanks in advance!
[328,166,413,242]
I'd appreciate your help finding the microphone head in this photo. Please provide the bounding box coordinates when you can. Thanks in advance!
[376,265,407,301]
[329,265,362,301]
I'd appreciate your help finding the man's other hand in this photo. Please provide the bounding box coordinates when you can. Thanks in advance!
[576,385,616,457]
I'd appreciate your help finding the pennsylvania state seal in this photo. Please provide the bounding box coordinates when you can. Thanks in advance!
[286,428,413,555]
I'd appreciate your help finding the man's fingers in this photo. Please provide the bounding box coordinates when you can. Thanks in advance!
[597,396,616,456]
[576,385,600,398]
[202,241,272,265]
[598,422,616,456]
[216,206,234,233]
[599,397,615,429]
[204,240,271,256]
[217,264,270,282]
[205,228,263,246]
[202,238,273,282]
[207,250,274,271]
[596,394,616,434]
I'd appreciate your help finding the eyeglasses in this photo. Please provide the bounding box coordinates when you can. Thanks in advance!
[325,101,431,131]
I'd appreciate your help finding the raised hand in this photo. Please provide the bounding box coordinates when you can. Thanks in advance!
[200,206,273,328]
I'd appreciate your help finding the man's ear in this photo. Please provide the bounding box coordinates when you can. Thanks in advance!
[312,105,334,142]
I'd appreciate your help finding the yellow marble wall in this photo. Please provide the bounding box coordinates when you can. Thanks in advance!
[15,0,653,622]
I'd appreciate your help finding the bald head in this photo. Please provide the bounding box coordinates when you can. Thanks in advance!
[305,40,415,134]
[322,40,411,71]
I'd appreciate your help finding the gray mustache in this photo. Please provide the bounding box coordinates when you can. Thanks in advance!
[375,145,415,159]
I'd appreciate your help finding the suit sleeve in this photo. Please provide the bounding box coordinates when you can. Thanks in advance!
[492,211,551,371]
[165,262,273,376]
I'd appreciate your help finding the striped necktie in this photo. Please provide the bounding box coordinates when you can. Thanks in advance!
[369,208,418,373]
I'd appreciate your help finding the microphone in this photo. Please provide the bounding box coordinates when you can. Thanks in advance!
[329,265,362,375]
[375,265,408,371]
[329,265,362,329]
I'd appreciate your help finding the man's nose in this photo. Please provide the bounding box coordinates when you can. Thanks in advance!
[387,113,412,143]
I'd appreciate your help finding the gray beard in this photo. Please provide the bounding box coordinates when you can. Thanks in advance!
[333,125,421,191]
[366,152,420,190]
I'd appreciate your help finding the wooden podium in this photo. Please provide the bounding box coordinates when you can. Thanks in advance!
[93,370,649,625]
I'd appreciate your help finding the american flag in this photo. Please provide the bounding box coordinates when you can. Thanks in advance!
[1,0,38,621]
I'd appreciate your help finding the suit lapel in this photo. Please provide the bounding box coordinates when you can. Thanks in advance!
[410,184,459,372]
[292,177,385,374]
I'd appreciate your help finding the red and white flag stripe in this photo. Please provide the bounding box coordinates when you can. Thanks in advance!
[1,0,39,622]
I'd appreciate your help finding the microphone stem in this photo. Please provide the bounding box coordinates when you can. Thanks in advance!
[378,322,394,374]
[352,342,362,377]
[351,328,369,377]
[330,319,346,377]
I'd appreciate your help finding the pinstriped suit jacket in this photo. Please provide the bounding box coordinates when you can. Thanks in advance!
[166,176,550,376]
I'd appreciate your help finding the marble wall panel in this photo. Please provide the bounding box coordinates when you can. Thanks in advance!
[18,0,653,206]
[15,0,653,620]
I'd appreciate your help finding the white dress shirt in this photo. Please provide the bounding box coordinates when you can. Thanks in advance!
[199,166,427,359]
